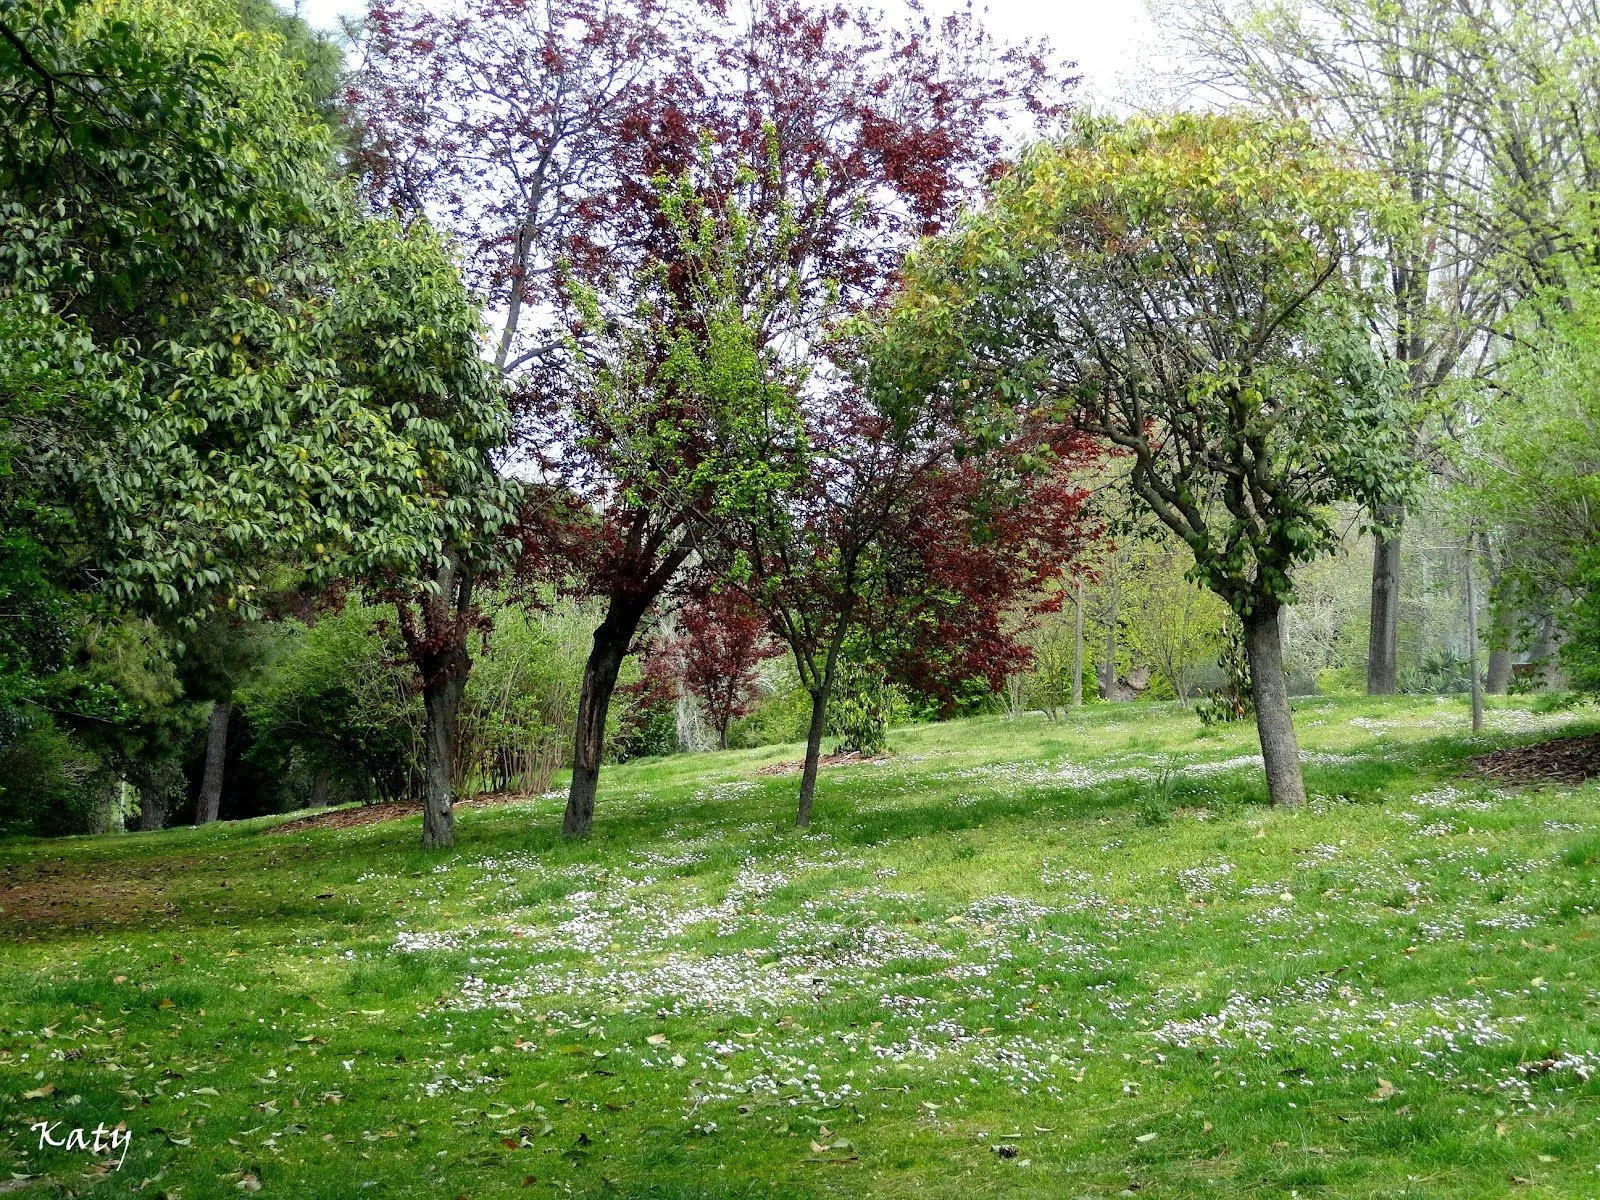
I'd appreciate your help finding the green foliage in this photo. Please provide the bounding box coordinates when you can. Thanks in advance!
[1,0,514,621]
[1196,623,1255,728]
[886,113,1419,620]
[827,660,898,756]
[1467,282,1600,695]
[239,605,419,805]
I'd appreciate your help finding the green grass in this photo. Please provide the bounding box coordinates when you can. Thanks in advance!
[4,694,1600,1199]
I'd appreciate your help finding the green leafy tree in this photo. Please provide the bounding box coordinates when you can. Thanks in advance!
[1,0,514,844]
[889,114,1418,807]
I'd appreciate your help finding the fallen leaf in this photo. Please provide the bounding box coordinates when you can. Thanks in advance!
[646,1034,668,1046]
[1369,1078,1397,1102]
[1135,1132,1158,1144]
[21,1085,53,1100]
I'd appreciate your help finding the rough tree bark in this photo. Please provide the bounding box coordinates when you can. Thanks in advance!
[1366,509,1403,695]
[308,770,331,809]
[195,699,231,824]
[562,598,645,838]
[404,550,476,850]
[1243,606,1306,808]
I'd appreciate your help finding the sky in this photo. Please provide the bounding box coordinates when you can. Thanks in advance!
[292,0,1165,108]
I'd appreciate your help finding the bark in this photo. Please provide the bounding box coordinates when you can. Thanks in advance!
[1071,577,1084,708]
[1486,647,1512,696]
[795,634,845,828]
[1243,607,1306,809]
[796,688,830,829]
[137,790,166,832]
[308,770,331,809]
[195,699,231,824]
[406,551,477,851]
[422,669,467,848]
[563,601,643,838]
[1464,550,1484,733]
[1366,509,1403,695]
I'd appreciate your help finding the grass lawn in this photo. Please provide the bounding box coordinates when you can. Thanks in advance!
[4,695,1600,1199]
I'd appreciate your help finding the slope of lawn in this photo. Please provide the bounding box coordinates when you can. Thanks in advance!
[3,695,1600,1199]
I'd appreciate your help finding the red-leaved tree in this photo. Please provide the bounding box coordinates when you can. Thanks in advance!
[353,0,1078,836]
[676,591,784,749]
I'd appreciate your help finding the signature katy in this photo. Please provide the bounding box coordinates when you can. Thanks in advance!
[29,1121,133,1170]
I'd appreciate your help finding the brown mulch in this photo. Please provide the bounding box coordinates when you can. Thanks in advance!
[1471,732,1600,786]
[265,790,530,835]
[752,751,890,777]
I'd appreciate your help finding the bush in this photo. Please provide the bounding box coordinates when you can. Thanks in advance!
[829,661,898,756]
[0,717,112,836]
[1196,624,1253,727]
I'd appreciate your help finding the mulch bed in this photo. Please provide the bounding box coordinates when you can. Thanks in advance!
[753,751,890,777]
[1470,732,1600,786]
[265,790,529,835]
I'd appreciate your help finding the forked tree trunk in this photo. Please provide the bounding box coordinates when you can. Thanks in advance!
[1366,509,1403,695]
[1243,607,1306,808]
[563,603,642,838]
[195,699,231,824]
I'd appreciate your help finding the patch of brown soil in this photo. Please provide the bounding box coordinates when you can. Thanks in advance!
[264,790,529,835]
[752,751,890,777]
[1471,733,1600,786]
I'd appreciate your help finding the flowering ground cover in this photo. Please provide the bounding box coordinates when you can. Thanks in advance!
[3,695,1599,1199]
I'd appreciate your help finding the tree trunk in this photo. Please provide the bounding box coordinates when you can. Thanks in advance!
[406,551,477,851]
[563,604,641,838]
[1366,510,1403,695]
[1243,607,1306,808]
[308,770,331,809]
[1486,647,1512,696]
[1072,577,1084,708]
[422,669,466,848]
[718,723,729,751]
[795,635,845,828]
[195,699,231,824]
[1464,549,1484,733]
[796,687,830,829]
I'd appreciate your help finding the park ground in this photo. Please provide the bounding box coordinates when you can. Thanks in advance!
[3,695,1600,1199]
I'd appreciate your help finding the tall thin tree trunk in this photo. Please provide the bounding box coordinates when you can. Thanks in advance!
[1072,577,1084,708]
[563,604,641,838]
[1243,607,1306,809]
[796,689,830,829]
[1464,548,1484,733]
[195,699,231,824]
[1478,532,1511,695]
[1367,508,1403,695]
[795,636,845,828]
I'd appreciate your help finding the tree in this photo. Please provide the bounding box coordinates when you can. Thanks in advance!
[892,114,1417,807]
[1468,281,1600,697]
[676,591,783,750]
[1173,0,1600,695]
[1,0,514,847]
[628,166,1102,824]
[398,0,1075,836]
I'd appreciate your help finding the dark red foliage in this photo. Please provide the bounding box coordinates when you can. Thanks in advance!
[876,447,1100,712]
[676,590,784,747]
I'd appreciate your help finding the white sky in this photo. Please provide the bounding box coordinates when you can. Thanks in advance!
[292,0,1163,109]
